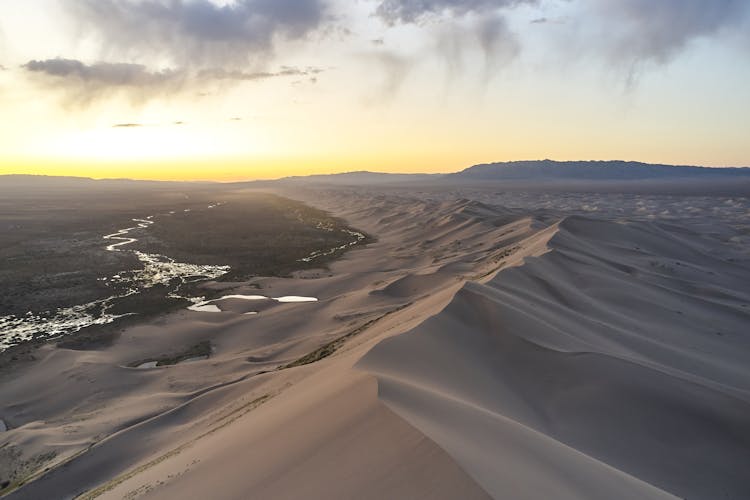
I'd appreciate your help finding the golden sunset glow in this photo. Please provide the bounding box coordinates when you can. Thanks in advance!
[0,1,748,180]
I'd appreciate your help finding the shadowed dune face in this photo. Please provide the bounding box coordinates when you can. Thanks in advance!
[359,215,750,500]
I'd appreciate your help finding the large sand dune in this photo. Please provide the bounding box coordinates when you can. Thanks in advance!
[2,186,749,499]
[359,214,750,499]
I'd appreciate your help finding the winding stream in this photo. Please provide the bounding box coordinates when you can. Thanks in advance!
[299,225,365,263]
[1,208,363,352]
[0,212,229,351]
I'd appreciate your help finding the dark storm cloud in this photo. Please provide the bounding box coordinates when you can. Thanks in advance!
[593,0,749,66]
[374,0,537,25]
[66,0,327,67]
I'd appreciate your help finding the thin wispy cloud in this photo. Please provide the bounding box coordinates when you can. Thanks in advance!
[198,66,324,81]
[111,120,188,128]
[365,51,412,102]
[476,14,520,77]
[530,17,567,25]
[373,0,749,87]
[24,59,182,86]
[373,0,531,84]
[23,58,186,105]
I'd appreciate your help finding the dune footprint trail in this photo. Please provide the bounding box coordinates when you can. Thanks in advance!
[358,215,750,500]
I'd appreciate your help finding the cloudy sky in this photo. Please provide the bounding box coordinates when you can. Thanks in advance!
[1,0,749,180]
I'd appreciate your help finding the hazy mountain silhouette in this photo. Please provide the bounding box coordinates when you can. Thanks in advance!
[447,160,750,181]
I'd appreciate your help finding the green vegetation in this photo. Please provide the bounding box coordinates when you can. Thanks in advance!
[0,445,57,496]
[137,192,366,279]
[1,186,365,317]
[127,341,212,368]
[1,183,368,361]
[282,303,411,369]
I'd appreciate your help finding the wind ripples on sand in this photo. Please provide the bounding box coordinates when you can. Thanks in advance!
[0,212,231,351]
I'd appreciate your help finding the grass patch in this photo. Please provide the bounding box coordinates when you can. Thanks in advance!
[128,341,212,368]
[282,303,411,369]
[1,187,370,359]
[0,446,57,496]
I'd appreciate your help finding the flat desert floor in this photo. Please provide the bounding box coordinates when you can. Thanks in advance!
[1,184,749,499]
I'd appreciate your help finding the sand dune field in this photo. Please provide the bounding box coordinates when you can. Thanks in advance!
[2,186,749,499]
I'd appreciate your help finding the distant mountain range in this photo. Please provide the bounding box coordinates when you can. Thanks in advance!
[273,160,750,185]
[275,171,437,185]
[3,161,750,189]
[446,160,750,181]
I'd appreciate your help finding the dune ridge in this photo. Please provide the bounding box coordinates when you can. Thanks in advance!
[358,214,750,500]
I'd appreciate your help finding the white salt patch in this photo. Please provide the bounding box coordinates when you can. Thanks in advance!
[274,296,318,303]
[218,295,268,301]
[188,304,222,313]
[244,312,259,316]
[136,361,158,369]
[184,294,318,313]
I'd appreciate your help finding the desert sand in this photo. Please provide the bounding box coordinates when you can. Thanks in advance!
[1,185,749,499]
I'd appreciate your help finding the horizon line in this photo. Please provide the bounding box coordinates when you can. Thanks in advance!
[2,158,750,184]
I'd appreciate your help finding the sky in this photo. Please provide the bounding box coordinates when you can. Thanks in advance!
[0,0,749,181]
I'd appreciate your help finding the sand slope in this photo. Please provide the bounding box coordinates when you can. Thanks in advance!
[3,196,530,498]
[359,215,750,500]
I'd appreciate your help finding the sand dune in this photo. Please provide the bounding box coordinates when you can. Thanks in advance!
[359,214,750,499]
[2,187,749,499]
